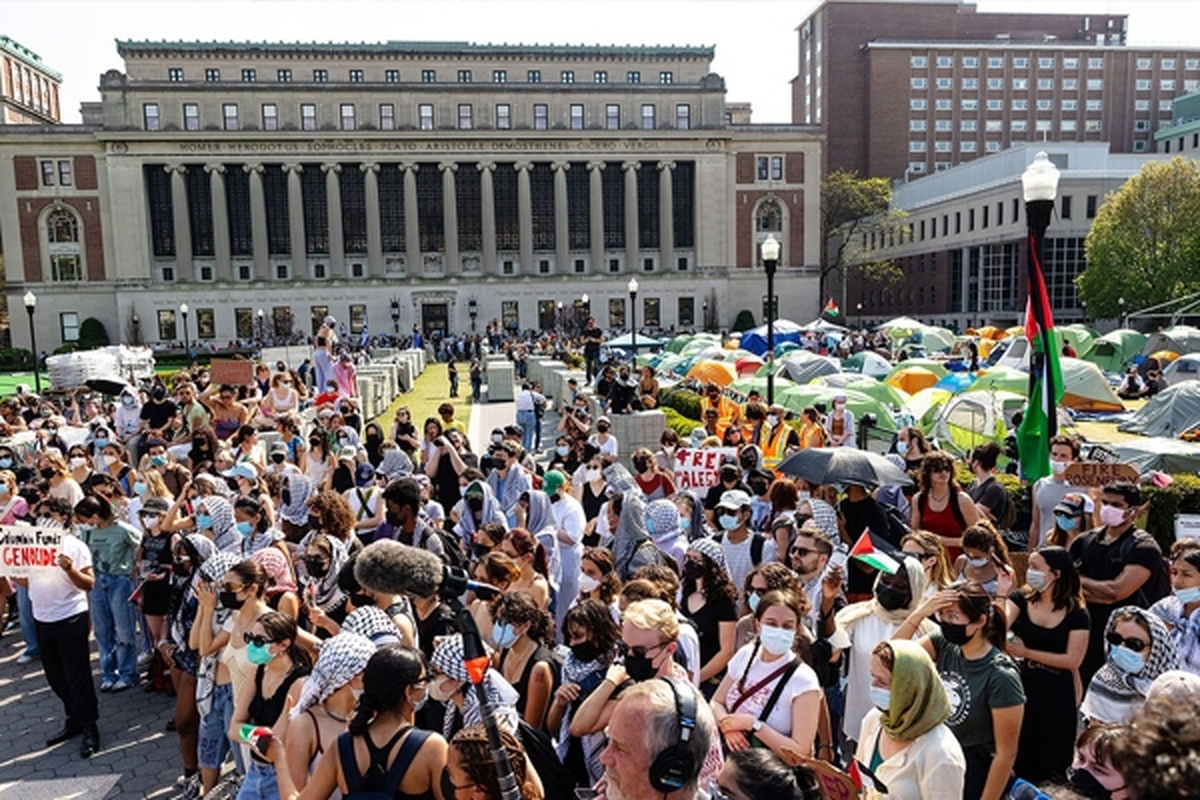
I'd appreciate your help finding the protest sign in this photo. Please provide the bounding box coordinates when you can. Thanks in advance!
[672,447,737,490]
[210,359,255,387]
[1063,462,1138,487]
[0,526,63,577]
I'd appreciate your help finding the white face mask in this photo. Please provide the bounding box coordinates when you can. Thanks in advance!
[1050,460,1069,475]
[103,454,119,467]
[586,468,602,483]
[578,573,601,594]
[69,456,87,469]
[766,415,779,427]
[428,678,459,703]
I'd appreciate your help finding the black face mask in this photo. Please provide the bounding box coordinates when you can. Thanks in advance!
[623,652,657,682]
[473,543,492,560]
[280,489,292,506]
[875,582,911,612]
[305,560,330,579]
[749,481,769,497]
[597,424,610,434]
[683,561,705,583]
[218,590,245,611]
[350,593,374,609]
[938,619,971,646]
[740,456,756,469]
[1067,767,1118,800]
[632,457,650,473]
[440,767,457,800]
[40,467,56,479]
[173,559,192,577]
[570,641,604,663]
[466,497,484,513]
[271,453,286,464]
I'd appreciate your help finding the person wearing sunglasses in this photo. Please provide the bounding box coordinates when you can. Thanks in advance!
[900,531,954,598]
[1081,606,1178,725]
[911,451,980,562]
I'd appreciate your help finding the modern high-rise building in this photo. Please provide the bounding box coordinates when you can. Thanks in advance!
[1,34,62,125]
[793,0,1200,179]
[0,40,823,352]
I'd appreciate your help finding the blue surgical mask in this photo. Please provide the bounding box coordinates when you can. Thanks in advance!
[195,513,213,530]
[236,521,254,535]
[134,481,148,496]
[1055,514,1079,532]
[747,592,761,613]
[967,556,990,569]
[718,513,739,531]
[869,685,892,711]
[644,517,657,536]
[94,438,109,449]
[150,455,168,467]
[758,624,796,656]
[0,484,8,497]
[1109,645,1145,675]
[679,517,691,533]
[492,621,518,649]
[555,446,569,457]
[1025,569,1051,593]
[411,684,429,712]
[0,458,12,469]
[246,642,274,666]
[1174,586,1200,605]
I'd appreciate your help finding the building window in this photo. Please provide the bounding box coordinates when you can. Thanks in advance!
[46,209,83,281]
[988,57,1004,68]
[379,103,395,130]
[1013,78,1029,90]
[158,310,177,341]
[195,308,215,339]
[962,99,978,111]
[1134,120,1149,131]
[237,265,251,281]
[561,70,575,83]
[1013,57,1029,68]
[911,99,927,110]
[262,103,278,131]
[1086,195,1098,218]
[1061,195,1072,219]
[1013,99,1028,110]
[385,69,399,83]
[936,56,952,68]
[608,298,626,327]
[313,69,328,82]
[1134,140,1148,152]
[627,71,641,83]
[1038,57,1055,69]
[495,103,511,129]
[936,99,952,110]
[277,69,291,82]
[1063,78,1078,90]
[1136,79,1152,91]
[909,141,927,153]
[301,103,317,131]
[234,308,253,339]
[963,56,978,68]
[502,261,515,276]
[348,304,366,333]
[493,69,507,83]
[60,312,80,342]
[770,156,783,180]
[533,104,548,130]
[644,297,660,326]
[606,104,620,129]
[1062,99,1078,111]
[910,119,926,131]
[1088,79,1104,90]
[1038,78,1053,90]
[936,78,952,89]
[678,297,695,326]
[641,104,656,129]
[757,157,769,179]
[501,301,519,330]
[961,119,977,131]
[1137,58,1152,70]
[457,69,472,83]
[527,69,541,83]
[143,103,160,130]
[659,71,673,84]
[935,120,952,131]
[911,55,928,68]
[570,104,584,129]
[223,103,239,131]
[1012,120,1028,132]
[594,70,608,83]
[911,77,927,89]
[41,160,56,186]
[961,141,978,153]
[183,102,200,131]
[1136,99,1151,111]
[963,78,978,89]
[1037,99,1053,111]
[987,77,1003,89]
[349,69,363,83]
[1087,99,1103,111]
[675,104,690,130]
[340,104,356,130]
[205,68,220,82]
[242,68,256,82]
[458,104,473,129]
[987,99,1003,111]
[1162,79,1177,91]
[168,67,183,82]
[419,104,434,130]
[422,69,436,83]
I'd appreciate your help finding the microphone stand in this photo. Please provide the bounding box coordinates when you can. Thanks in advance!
[439,571,521,800]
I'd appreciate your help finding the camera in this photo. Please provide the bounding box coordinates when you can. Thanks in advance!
[434,437,448,448]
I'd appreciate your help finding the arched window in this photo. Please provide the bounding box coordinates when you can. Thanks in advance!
[756,200,783,233]
[44,208,84,282]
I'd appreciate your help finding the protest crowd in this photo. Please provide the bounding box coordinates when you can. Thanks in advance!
[0,316,1196,800]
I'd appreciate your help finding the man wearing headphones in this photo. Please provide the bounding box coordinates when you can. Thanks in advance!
[599,677,715,800]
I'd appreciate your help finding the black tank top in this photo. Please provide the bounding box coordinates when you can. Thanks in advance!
[248,664,308,727]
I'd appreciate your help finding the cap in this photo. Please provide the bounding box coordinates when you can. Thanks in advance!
[464,482,485,498]
[543,469,567,497]
[338,446,358,462]
[269,441,288,455]
[221,463,258,482]
[717,489,753,510]
[504,424,523,437]
[1054,493,1087,516]
[749,467,775,482]
[596,416,611,426]
[354,462,376,487]
[140,497,171,514]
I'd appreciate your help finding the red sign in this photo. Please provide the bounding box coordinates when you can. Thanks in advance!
[672,447,737,490]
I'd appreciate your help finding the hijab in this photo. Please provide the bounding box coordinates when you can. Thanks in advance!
[833,556,931,641]
[878,639,951,741]
[303,534,349,613]
[251,547,297,597]
[453,480,506,542]
[279,472,313,526]
[198,495,240,554]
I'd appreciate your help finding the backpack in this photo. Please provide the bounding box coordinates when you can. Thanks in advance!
[339,726,431,800]
[716,531,767,567]
[419,523,467,569]
[881,505,913,549]
[516,718,576,797]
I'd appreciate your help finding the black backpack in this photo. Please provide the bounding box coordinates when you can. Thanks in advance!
[516,719,576,797]
[416,522,467,569]
[339,726,430,800]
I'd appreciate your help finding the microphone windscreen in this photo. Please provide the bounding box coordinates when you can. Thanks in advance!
[355,540,442,598]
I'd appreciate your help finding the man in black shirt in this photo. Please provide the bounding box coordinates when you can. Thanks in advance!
[581,317,604,382]
[136,385,178,461]
[966,443,1012,529]
[702,460,751,526]
[838,482,894,598]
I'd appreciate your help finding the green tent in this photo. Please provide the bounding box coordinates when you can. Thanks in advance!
[887,358,949,379]
[1058,324,1100,359]
[842,350,892,379]
[904,387,954,432]
[812,375,909,410]
[929,390,1025,456]
[776,385,898,432]
[971,365,1029,395]
[1083,329,1148,373]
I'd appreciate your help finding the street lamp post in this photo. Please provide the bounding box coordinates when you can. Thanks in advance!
[23,291,40,394]
[257,308,264,342]
[702,299,708,332]
[468,299,478,332]
[1021,151,1061,442]
[856,302,863,331]
[132,314,141,346]
[760,235,780,406]
[180,303,190,361]
[390,299,401,334]
[627,277,639,357]
[1118,296,1126,328]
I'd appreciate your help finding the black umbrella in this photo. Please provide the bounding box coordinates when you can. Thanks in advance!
[776,447,913,488]
[85,377,134,397]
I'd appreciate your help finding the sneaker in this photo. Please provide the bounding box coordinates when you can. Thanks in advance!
[16,652,35,664]
[110,679,135,693]
[98,680,114,693]
[137,652,154,668]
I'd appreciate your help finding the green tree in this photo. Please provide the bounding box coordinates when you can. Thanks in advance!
[732,309,757,333]
[78,317,110,349]
[821,169,907,300]
[1080,157,1200,320]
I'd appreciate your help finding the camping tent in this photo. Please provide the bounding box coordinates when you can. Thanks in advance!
[971,366,1029,395]
[1111,438,1200,474]
[842,351,892,379]
[813,374,909,409]
[776,385,899,432]
[774,352,842,384]
[1142,326,1200,356]
[928,390,1025,455]
[1118,382,1200,438]
[1059,358,1124,412]
[1163,353,1200,386]
[1058,324,1100,359]
[607,332,665,350]
[739,320,806,357]
[1083,329,1147,373]
[903,387,953,430]
[684,359,739,386]
[887,366,942,395]
[887,358,949,379]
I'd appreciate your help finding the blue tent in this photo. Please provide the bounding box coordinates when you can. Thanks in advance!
[739,320,805,357]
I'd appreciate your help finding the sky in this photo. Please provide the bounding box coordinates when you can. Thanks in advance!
[3,0,1196,124]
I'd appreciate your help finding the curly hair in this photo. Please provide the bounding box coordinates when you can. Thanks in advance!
[563,598,620,658]
[307,489,355,541]
[1112,696,1200,799]
[632,563,680,607]
[918,450,959,494]
[451,724,540,800]
[743,563,804,616]
[491,589,553,646]
[683,547,739,607]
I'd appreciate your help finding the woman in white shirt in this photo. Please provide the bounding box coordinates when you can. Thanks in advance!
[711,589,821,760]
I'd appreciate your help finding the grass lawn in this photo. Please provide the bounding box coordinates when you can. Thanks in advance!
[376,358,473,427]
[0,371,50,396]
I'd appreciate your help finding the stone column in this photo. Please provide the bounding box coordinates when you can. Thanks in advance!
[552,161,570,274]
[205,163,231,281]
[282,163,306,279]
[322,163,344,278]
[245,164,269,279]
[516,161,533,275]
[401,163,421,274]
[440,162,459,275]
[478,162,497,275]
[658,160,675,272]
[360,162,383,278]
[166,164,193,280]
[588,161,605,274]
[623,161,640,273]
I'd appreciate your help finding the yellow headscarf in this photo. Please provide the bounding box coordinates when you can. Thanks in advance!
[878,639,951,741]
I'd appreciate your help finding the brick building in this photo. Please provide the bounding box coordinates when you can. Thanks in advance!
[0,34,61,125]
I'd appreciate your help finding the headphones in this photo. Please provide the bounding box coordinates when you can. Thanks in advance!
[648,676,697,794]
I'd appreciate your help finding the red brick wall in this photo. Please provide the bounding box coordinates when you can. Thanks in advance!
[18,196,105,282]
[74,156,98,190]
[19,198,40,282]
[68,198,106,281]
[790,191,806,267]
[13,156,37,190]
[785,153,805,185]
[735,153,755,185]
[735,190,804,268]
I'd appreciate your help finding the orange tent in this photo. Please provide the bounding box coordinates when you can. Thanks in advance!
[1149,350,1181,364]
[686,359,738,386]
[885,366,941,394]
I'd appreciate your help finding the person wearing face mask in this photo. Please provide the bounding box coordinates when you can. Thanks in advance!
[894,581,1025,800]
[572,446,608,525]
[712,589,821,759]
[1028,435,1082,550]
[41,451,85,509]
[491,590,559,728]
[1044,492,1090,549]
[228,611,311,800]
[112,387,143,448]
[829,556,932,751]
[61,446,91,486]
[681,537,740,698]
[588,415,619,458]
[133,497,176,682]
[578,547,623,620]
[1149,540,1200,676]
[653,428,681,482]
[631,447,675,501]
[952,523,1016,598]
[713,489,776,592]
[430,631,522,741]
[824,393,856,448]
[759,404,800,465]
[1066,723,1131,800]
[853,639,965,800]
[1070,481,1168,687]
[1003,545,1090,783]
[1081,607,1178,725]
[140,438,192,498]
[485,440,532,525]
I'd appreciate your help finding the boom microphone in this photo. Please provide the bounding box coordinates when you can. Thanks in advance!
[355,540,501,602]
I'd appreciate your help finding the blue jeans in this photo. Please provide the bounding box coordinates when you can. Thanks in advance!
[16,584,38,658]
[90,572,138,684]
[199,681,241,771]
[236,760,279,800]
[517,409,537,452]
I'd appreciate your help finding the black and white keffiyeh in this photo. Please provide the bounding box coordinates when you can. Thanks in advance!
[1082,606,1179,724]
[289,632,375,720]
[430,633,520,736]
[341,605,401,645]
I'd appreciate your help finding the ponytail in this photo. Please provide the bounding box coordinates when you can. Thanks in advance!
[348,692,374,737]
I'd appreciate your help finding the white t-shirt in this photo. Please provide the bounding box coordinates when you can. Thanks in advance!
[719,533,778,597]
[587,434,619,458]
[28,532,92,623]
[833,611,904,742]
[724,642,820,735]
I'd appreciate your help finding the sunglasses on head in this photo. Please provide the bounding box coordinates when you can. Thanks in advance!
[243,633,274,648]
[1106,632,1148,653]
[617,641,667,661]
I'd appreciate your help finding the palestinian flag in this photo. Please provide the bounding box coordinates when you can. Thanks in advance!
[821,298,842,322]
[1015,230,1063,483]
[847,760,865,792]
[850,531,899,575]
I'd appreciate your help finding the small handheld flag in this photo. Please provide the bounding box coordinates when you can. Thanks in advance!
[850,531,899,575]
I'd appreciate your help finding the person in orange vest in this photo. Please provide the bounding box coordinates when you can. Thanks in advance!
[700,382,742,427]
[759,403,800,464]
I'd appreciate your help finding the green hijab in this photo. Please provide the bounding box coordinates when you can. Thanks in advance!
[879,639,951,741]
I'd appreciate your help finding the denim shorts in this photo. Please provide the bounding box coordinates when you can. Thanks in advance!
[198,681,236,770]
[235,760,278,800]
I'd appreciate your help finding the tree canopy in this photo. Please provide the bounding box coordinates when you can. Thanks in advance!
[821,169,906,298]
[1080,157,1200,320]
